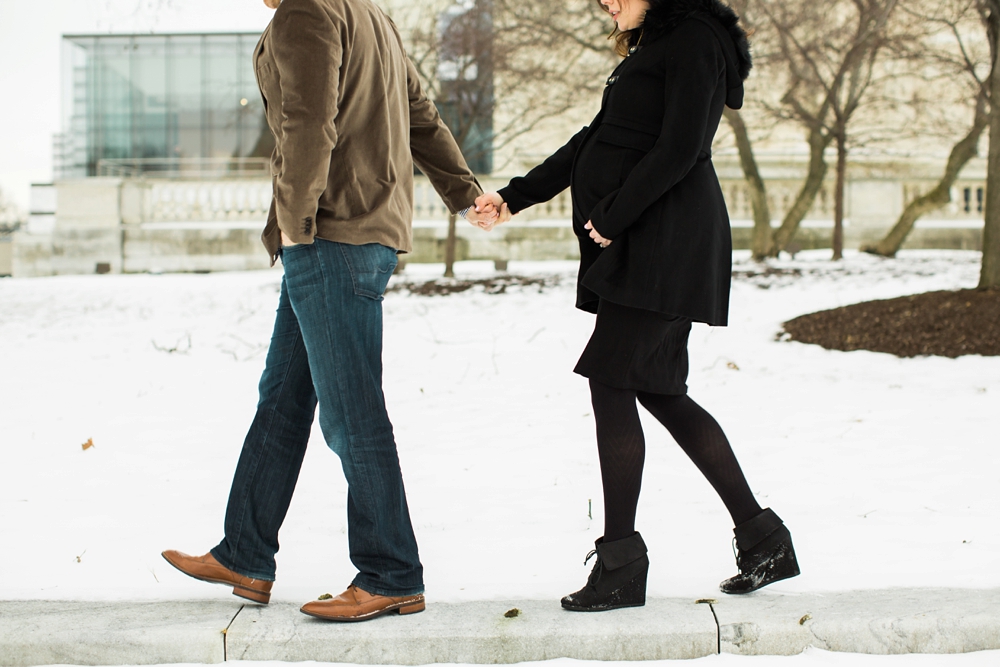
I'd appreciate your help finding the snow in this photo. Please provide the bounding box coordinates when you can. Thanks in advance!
[0,250,997,606]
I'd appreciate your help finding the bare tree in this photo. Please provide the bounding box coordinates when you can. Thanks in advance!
[724,107,775,259]
[756,0,900,259]
[979,0,1000,288]
[408,0,495,277]
[391,0,612,276]
[0,187,25,231]
[721,0,777,260]
[864,0,991,257]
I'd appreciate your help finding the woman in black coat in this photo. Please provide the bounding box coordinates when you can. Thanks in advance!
[478,0,800,611]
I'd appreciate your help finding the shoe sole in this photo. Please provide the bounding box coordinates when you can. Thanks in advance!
[720,567,801,595]
[300,599,425,622]
[561,600,646,612]
[161,552,271,604]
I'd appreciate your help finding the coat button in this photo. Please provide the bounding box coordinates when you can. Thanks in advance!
[606,75,618,85]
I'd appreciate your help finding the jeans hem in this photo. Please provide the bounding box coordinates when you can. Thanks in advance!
[210,546,276,583]
[352,574,424,598]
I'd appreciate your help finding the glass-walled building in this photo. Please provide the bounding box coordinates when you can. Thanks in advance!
[54,28,495,179]
[56,33,271,178]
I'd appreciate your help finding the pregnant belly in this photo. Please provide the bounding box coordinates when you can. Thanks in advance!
[572,137,626,215]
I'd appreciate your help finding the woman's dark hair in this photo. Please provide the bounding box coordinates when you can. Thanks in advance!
[596,0,648,58]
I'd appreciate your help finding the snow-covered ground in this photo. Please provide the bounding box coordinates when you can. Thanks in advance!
[0,250,997,605]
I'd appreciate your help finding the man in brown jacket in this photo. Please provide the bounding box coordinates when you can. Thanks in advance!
[162,0,498,622]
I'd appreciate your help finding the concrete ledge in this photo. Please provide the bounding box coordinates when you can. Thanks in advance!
[225,599,718,663]
[0,236,12,276]
[713,588,1000,656]
[1,590,998,666]
[0,600,236,666]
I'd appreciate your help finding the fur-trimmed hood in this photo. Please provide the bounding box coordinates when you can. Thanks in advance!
[638,0,752,108]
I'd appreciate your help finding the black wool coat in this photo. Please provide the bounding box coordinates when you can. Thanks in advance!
[497,0,752,326]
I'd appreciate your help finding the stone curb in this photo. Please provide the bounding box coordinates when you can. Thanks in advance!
[1,589,997,666]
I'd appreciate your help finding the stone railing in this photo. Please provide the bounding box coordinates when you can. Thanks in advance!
[107,157,989,228]
[131,181,274,224]
[124,177,572,225]
[116,176,863,227]
[12,154,988,277]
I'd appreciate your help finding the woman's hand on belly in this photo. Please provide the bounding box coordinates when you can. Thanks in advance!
[585,220,612,248]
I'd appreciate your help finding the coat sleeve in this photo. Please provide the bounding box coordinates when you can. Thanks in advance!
[406,58,483,213]
[589,22,725,239]
[270,0,343,244]
[497,125,590,215]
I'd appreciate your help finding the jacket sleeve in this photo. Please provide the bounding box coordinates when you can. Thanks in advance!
[269,0,343,244]
[406,58,483,213]
[497,125,589,215]
[589,22,725,239]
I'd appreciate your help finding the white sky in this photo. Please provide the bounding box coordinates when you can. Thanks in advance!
[0,0,277,211]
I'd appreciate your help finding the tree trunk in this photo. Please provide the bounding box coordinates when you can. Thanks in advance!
[832,128,846,260]
[864,102,988,258]
[982,1,1000,289]
[444,212,458,278]
[724,108,773,260]
[771,128,833,256]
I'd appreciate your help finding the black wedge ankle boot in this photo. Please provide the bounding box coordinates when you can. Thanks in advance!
[561,532,649,612]
[720,508,800,594]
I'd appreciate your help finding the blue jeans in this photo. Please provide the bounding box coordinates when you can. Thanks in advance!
[211,239,423,596]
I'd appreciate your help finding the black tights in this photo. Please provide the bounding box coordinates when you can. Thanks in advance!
[590,379,762,542]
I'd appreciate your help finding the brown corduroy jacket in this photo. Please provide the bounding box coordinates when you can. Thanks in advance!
[254,0,482,263]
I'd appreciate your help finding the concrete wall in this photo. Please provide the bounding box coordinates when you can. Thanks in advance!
[50,179,124,275]
[124,225,274,273]
[0,236,11,276]
[11,232,53,277]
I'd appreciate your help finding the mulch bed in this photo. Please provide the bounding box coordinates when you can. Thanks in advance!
[386,274,562,296]
[781,289,1000,358]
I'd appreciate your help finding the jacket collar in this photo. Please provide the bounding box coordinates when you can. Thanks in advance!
[638,0,752,82]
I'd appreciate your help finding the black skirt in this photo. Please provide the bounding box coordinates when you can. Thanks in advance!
[574,298,692,395]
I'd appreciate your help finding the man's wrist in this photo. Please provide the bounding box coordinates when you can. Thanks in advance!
[458,206,472,219]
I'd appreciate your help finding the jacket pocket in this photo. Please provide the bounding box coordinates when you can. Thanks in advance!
[594,123,658,152]
[338,242,398,301]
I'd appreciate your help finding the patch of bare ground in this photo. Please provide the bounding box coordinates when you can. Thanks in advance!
[781,288,1000,358]
[386,274,563,296]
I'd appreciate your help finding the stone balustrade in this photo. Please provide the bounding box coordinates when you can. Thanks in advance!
[10,155,988,277]
[116,168,990,228]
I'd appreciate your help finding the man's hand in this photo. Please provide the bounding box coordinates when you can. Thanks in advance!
[281,231,299,247]
[584,220,611,248]
[463,202,500,231]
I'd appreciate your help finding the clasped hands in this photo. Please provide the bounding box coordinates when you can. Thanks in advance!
[466,193,510,231]
[470,193,612,247]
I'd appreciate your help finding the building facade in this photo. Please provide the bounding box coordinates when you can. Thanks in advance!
[55,33,271,179]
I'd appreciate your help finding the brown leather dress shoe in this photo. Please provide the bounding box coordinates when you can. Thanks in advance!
[161,550,272,604]
[300,584,425,622]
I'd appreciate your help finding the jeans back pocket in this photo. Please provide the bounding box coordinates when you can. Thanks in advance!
[338,243,398,300]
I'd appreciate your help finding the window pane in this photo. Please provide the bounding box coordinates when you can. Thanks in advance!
[168,35,204,159]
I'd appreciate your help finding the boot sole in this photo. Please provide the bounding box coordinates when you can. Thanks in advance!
[562,600,645,612]
[161,552,271,604]
[300,599,425,622]
[720,565,801,595]
[561,568,648,612]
